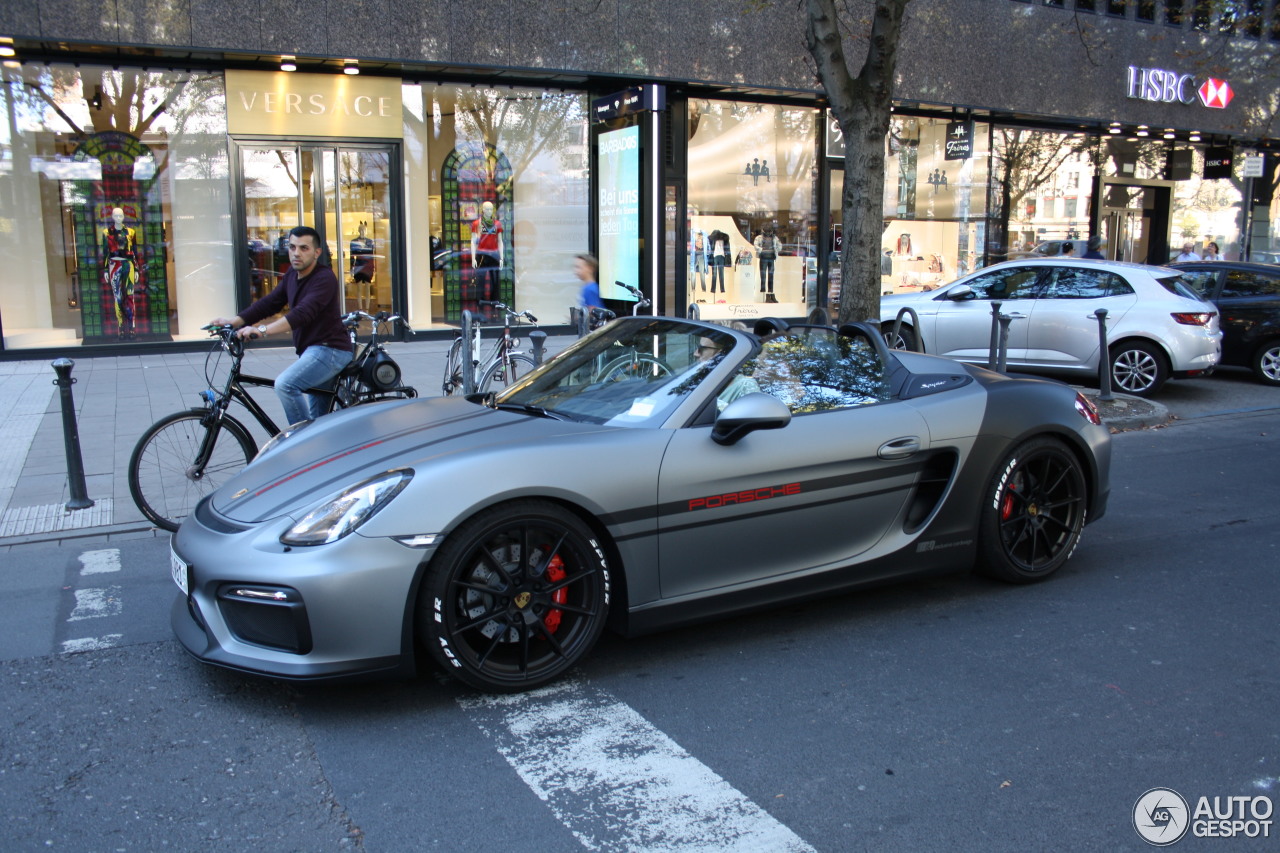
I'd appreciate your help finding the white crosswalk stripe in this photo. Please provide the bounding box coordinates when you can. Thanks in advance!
[461,679,815,852]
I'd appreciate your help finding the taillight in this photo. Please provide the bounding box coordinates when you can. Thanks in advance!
[1074,392,1102,426]
[1171,312,1215,326]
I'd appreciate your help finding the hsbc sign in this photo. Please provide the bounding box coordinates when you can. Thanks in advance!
[1126,66,1234,109]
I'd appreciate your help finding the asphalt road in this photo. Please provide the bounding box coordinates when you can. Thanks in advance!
[2,378,1278,852]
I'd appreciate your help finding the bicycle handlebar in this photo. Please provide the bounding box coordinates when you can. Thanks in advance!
[479,300,538,325]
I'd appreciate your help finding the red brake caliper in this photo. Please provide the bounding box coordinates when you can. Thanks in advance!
[1001,479,1019,521]
[544,555,567,633]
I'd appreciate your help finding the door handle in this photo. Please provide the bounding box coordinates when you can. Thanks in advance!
[1005,311,1028,319]
[878,436,920,460]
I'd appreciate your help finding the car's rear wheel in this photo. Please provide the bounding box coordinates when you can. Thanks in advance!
[420,500,610,692]
[1109,341,1167,396]
[881,323,918,352]
[1251,339,1280,386]
[977,437,1087,583]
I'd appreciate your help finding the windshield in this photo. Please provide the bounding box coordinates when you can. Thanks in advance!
[495,318,739,426]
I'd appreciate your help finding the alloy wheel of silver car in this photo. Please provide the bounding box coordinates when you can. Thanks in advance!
[1109,342,1167,397]
[1253,341,1280,386]
[420,500,611,692]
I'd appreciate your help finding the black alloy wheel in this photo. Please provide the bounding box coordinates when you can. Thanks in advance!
[420,500,610,692]
[978,437,1087,583]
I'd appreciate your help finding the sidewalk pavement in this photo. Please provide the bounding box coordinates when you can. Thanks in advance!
[0,339,1166,547]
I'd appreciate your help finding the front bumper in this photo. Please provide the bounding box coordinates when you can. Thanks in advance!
[170,501,431,681]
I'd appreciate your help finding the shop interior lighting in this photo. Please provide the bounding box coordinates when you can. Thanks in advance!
[1189,131,1202,142]
[1108,122,1122,135]
[343,58,359,75]
[1163,128,1176,140]
[0,44,14,59]
[1136,125,1149,137]
[280,55,296,72]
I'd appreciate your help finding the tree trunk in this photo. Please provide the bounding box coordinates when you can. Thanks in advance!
[805,0,910,327]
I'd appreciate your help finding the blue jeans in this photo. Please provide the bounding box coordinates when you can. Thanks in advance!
[275,345,353,426]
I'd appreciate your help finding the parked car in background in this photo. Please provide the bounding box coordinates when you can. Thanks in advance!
[1168,260,1280,385]
[1007,239,1084,260]
[880,258,1221,396]
[432,248,502,271]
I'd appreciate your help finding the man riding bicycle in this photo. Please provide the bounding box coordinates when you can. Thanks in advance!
[211,225,353,426]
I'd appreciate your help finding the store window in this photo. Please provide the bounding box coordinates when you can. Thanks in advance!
[880,116,989,295]
[990,128,1091,262]
[0,64,231,349]
[686,100,818,322]
[402,84,589,327]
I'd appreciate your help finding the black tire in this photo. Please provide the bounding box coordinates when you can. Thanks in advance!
[420,500,611,692]
[977,437,1087,583]
[1109,340,1167,397]
[478,354,538,394]
[442,337,464,396]
[594,353,673,383]
[881,323,918,352]
[1251,339,1280,386]
[128,411,257,532]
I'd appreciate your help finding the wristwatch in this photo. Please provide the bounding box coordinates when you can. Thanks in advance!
[256,324,268,336]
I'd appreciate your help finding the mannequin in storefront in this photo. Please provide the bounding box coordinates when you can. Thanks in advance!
[350,221,376,307]
[707,229,731,294]
[754,225,780,303]
[690,228,708,291]
[471,201,504,303]
[101,206,142,339]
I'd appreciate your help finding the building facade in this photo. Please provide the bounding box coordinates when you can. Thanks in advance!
[1,0,1277,354]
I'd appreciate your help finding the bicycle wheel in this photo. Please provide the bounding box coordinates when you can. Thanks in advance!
[479,354,538,394]
[128,410,257,532]
[593,353,673,383]
[442,337,464,396]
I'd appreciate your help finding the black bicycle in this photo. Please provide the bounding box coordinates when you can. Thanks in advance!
[128,312,416,531]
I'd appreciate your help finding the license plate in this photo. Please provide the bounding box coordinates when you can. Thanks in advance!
[170,547,190,596]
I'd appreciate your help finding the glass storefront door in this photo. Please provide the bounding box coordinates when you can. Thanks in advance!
[237,141,398,313]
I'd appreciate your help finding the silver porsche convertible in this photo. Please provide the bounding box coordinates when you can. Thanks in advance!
[171,316,1111,692]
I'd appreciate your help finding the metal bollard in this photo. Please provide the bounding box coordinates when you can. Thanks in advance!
[461,310,477,396]
[51,358,95,511]
[1094,308,1114,401]
[996,315,1013,374]
[528,330,547,366]
[987,301,1003,370]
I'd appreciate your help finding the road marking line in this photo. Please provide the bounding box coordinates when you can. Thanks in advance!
[61,634,123,653]
[460,680,815,852]
[68,587,123,621]
[79,548,122,575]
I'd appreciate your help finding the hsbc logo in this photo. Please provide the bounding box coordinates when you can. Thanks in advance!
[1198,78,1233,109]
[1126,66,1234,109]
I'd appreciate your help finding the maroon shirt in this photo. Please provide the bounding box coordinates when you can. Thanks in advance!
[240,264,352,356]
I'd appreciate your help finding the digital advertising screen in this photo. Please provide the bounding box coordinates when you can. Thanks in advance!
[596,125,641,302]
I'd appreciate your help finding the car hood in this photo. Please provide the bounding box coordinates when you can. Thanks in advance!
[210,396,600,524]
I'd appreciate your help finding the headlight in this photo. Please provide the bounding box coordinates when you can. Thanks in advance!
[280,469,412,546]
[255,420,312,461]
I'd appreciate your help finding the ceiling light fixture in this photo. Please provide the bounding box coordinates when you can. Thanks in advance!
[1136,125,1149,137]
[1189,131,1202,142]
[280,55,296,72]
[343,58,359,75]
[1163,128,1176,139]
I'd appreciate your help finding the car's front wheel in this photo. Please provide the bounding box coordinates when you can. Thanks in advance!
[420,500,610,692]
[1109,341,1168,396]
[977,437,1087,583]
[1251,339,1280,386]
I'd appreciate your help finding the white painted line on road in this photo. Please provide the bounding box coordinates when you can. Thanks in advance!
[68,587,123,621]
[460,680,815,852]
[79,548,121,575]
[61,634,123,653]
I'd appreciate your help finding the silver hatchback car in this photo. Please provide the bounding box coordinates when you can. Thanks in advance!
[880,258,1221,396]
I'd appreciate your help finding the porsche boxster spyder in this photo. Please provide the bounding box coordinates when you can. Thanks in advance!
[171,316,1111,692]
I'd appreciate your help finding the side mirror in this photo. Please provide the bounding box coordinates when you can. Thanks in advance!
[711,393,791,446]
[946,284,973,300]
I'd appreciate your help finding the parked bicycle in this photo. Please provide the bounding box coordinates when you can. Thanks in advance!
[442,300,539,395]
[128,311,416,531]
